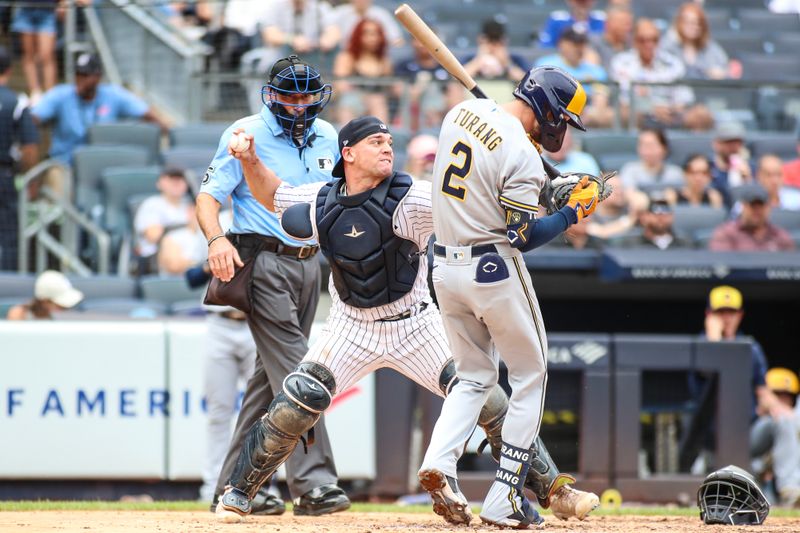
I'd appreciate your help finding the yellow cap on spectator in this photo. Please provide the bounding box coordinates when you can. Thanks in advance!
[708,286,743,312]
[766,368,800,395]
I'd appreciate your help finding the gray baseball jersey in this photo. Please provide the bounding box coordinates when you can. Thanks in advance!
[421,98,549,490]
[431,98,546,246]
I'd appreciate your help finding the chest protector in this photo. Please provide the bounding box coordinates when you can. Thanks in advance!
[315,172,420,308]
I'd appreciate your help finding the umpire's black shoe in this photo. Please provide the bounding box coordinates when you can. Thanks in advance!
[210,487,285,516]
[293,484,351,516]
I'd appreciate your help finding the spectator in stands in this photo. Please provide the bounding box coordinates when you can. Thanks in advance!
[710,121,754,201]
[0,46,39,272]
[6,270,83,320]
[699,286,798,498]
[768,0,800,14]
[585,174,644,240]
[405,133,437,182]
[261,0,340,58]
[539,0,605,49]
[31,53,169,165]
[782,124,800,188]
[10,0,60,104]
[588,6,632,71]
[751,367,800,507]
[620,192,693,249]
[619,127,683,190]
[157,204,207,275]
[757,154,800,211]
[543,128,601,175]
[214,0,272,70]
[394,37,459,131]
[333,0,403,48]
[463,19,527,82]
[610,19,707,130]
[660,3,730,80]
[536,26,608,102]
[333,18,392,124]
[709,184,795,251]
[549,216,604,250]
[665,154,724,209]
[134,168,193,273]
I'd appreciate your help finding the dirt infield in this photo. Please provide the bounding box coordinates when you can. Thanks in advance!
[1,511,799,533]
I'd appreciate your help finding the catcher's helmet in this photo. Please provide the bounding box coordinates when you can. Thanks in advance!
[697,465,770,525]
[262,55,332,147]
[513,66,586,152]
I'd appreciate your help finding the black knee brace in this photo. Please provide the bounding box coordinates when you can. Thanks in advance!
[437,359,459,396]
[227,363,336,499]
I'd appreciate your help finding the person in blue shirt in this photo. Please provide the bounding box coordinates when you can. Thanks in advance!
[196,55,350,518]
[31,52,168,164]
[539,0,605,49]
[536,26,607,91]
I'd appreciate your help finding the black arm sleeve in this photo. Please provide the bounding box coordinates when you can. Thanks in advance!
[506,206,577,252]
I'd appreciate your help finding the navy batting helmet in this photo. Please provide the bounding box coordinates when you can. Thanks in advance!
[262,55,332,147]
[513,66,587,152]
[697,465,770,525]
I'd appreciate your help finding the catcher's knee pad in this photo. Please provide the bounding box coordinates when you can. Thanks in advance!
[524,436,575,508]
[438,360,459,396]
[476,384,508,461]
[227,364,335,499]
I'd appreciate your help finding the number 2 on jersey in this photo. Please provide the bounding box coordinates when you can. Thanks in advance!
[441,141,472,201]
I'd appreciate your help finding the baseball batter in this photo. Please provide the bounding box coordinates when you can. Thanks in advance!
[213,115,598,526]
[420,66,602,528]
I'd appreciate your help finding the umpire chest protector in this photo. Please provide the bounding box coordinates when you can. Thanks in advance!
[315,172,420,308]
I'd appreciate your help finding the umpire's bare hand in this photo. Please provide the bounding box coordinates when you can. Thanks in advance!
[208,236,243,282]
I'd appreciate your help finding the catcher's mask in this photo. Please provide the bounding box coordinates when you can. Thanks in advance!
[262,55,332,147]
[697,465,770,525]
[513,66,586,152]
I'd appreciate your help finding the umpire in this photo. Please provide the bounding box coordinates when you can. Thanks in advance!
[0,45,39,271]
[196,55,348,516]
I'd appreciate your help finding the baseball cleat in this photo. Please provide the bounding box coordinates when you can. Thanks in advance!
[418,468,473,525]
[549,485,600,520]
[215,488,251,523]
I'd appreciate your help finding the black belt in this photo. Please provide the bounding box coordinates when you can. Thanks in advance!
[433,243,497,257]
[378,302,428,322]
[234,234,319,260]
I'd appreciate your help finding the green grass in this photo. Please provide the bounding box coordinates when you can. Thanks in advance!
[1,501,799,518]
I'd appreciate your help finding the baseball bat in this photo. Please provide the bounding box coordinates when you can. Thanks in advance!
[393,3,562,180]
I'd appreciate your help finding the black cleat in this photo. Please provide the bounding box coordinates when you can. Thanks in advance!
[292,484,351,516]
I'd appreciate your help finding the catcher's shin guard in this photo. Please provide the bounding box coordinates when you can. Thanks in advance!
[472,383,574,509]
[225,363,335,501]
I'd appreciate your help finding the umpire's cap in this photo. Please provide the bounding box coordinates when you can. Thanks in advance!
[331,116,390,178]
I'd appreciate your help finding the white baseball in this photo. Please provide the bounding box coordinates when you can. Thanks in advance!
[229,132,250,153]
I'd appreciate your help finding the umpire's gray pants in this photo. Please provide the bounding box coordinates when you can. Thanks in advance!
[214,251,338,499]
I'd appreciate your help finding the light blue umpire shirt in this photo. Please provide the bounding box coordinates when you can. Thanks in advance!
[32,83,149,163]
[200,106,338,246]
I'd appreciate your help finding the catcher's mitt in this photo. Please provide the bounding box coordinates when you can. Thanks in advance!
[540,171,616,216]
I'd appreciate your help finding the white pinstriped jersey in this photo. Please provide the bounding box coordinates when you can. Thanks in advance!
[274,178,434,321]
[431,98,546,246]
[273,177,449,396]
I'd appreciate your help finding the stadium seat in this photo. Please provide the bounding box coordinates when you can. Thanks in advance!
[749,134,798,160]
[68,275,139,300]
[88,123,162,165]
[668,134,714,166]
[169,123,229,150]
[671,206,727,238]
[737,9,800,34]
[583,133,638,159]
[0,272,36,297]
[740,54,800,82]
[72,145,151,215]
[703,8,734,33]
[771,209,800,231]
[161,146,215,192]
[79,297,168,318]
[767,32,800,56]
[713,31,764,60]
[139,275,205,307]
[597,152,638,174]
[169,299,207,316]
